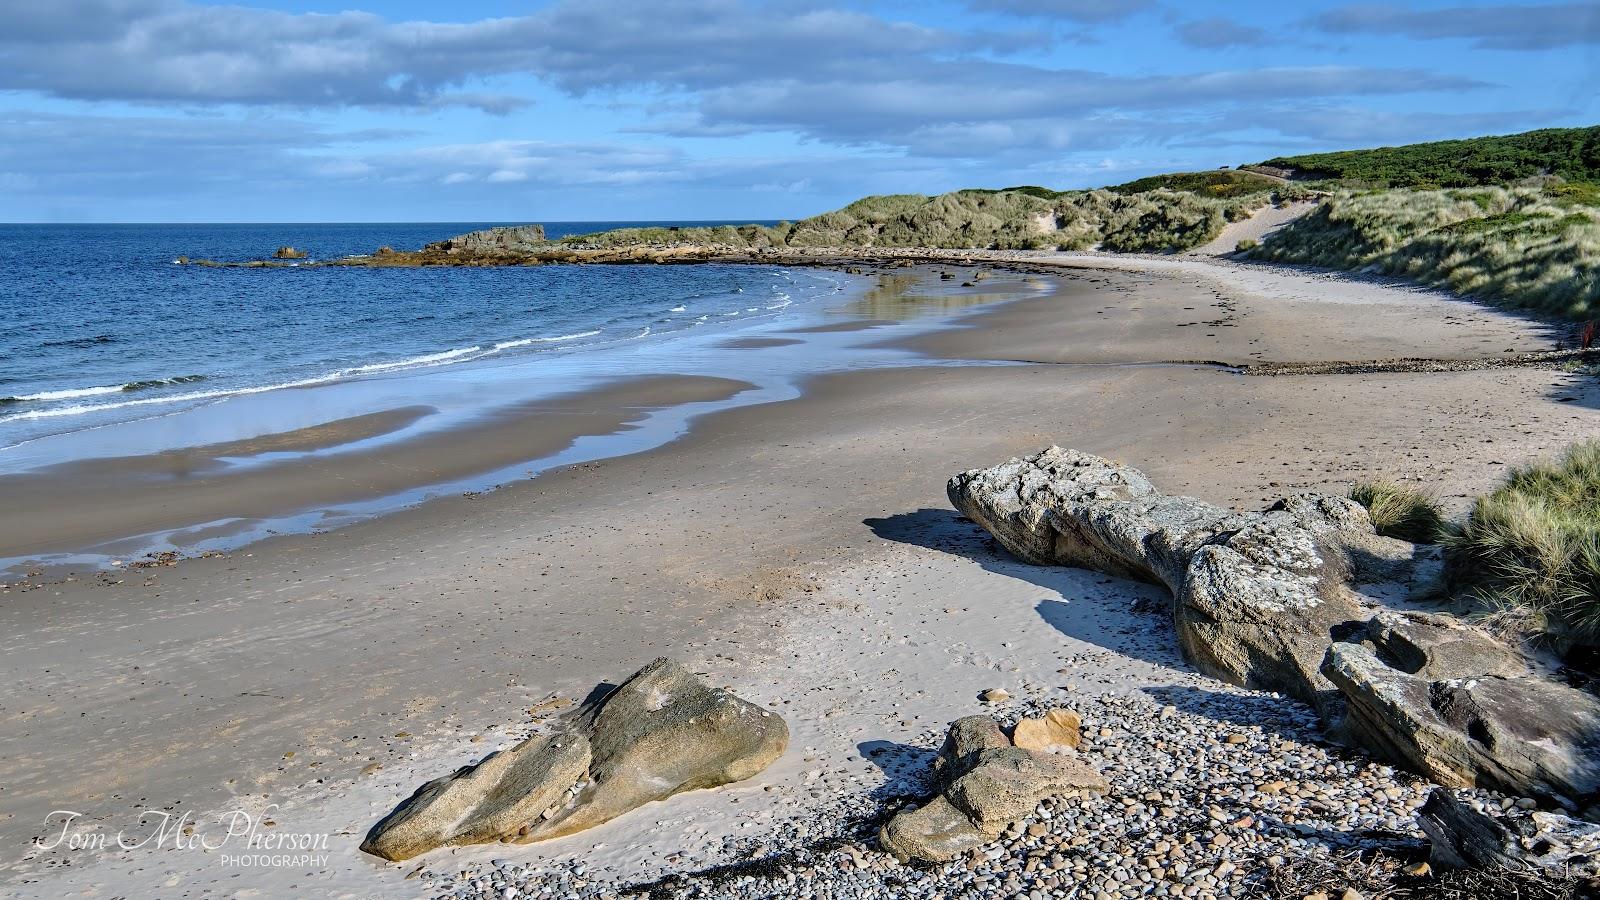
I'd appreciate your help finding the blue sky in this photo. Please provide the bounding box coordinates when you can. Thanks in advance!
[1,0,1596,222]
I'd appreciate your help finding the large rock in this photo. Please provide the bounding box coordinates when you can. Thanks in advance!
[362,658,786,861]
[879,715,1107,863]
[948,447,1369,712]
[528,657,790,839]
[360,732,591,862]
[1324,642,1600,809]
[430,224,547,254]
[1418,789,1600,877]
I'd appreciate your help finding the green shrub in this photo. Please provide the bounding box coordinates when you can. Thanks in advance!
[1257,125,1600,188]
[1448,440,1600,647]
[1349,480,1448,543]
[1235,238,1258,253]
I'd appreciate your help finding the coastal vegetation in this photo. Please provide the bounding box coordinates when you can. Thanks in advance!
[1348,480,1448,544]
[1248,185,1600,318]
[1448,439,1600,649]
[560,186,1271,254]
[1256,125,1600,188]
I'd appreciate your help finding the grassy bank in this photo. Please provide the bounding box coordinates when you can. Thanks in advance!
[562,186,1271,254]
[1249,185,1600,319]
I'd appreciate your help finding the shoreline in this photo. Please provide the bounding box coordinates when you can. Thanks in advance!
[3,252,1598,897]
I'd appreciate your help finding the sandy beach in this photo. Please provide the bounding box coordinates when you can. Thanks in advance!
[3,253,1597,898]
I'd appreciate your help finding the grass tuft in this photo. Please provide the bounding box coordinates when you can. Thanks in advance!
[1350,480,1449,543]
[1447,440,1600,648]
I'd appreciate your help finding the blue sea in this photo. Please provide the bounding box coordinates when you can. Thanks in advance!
[0,221,808,448]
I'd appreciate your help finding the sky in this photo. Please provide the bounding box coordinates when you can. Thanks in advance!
[1,0,1596,222]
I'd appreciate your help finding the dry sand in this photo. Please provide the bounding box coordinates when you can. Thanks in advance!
[3,255,1597,897]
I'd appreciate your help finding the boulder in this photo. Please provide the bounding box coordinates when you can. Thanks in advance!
[362,658,786,861]
[1011,708,1082,752]
[529,657,789,840]
[360,732,590,862]
[1323,642,1600,808]
[948,448,1369,713]
[272,246,307,259]
[879,715,1106,863]
[1418,789,1600,878]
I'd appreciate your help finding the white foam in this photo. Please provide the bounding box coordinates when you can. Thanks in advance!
[491,330,602,350]
[9,384,125,402]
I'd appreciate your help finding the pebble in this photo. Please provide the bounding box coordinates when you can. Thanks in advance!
[428,689,1509,900]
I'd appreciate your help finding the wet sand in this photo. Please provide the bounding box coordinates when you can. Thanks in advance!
[0,376,752,561]
[3,257,1597,897]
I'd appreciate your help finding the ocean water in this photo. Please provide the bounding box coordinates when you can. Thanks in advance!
[0,221,807,447]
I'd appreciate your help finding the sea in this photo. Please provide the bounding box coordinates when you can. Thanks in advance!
[0,221,826,449]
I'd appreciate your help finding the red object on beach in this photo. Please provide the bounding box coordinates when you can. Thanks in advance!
[1583,321,1597,350]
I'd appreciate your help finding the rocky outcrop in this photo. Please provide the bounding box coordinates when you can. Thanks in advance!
[272,246,307,259]
[879,715,1107,863]
[429,224,547,254]
[948,447,1371,714]
[948,447,1600,814]
[362,658,787,861]
[1418,789,1600,878]
[1324,642,1600,809]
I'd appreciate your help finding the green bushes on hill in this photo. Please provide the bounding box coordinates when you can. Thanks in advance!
[1108,170,1283,199]
[1258,125,1600,188]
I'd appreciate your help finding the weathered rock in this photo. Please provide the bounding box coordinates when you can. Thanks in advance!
[362,657,786,860]
[272,245,307,259]
[1324,642,1600,807]
[944,747,1107,832]
[878,794,990,863]
[529,657,789,840]
[1363,610,1526,680]
[949,447,1367,713]
[1011,708,1082,752]
[933,715,1011,783]
[430,224,547,254]
[1418,789,1600,877]
[360,732,591,861]
[879,715,1106,863]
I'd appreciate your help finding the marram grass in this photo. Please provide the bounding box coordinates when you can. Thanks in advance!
[1349,480,1448,544]
[1448,440,1600,647]
[1251,185,1600,319]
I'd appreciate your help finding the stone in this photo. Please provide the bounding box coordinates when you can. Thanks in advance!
[1012,709,1082,752]
[944,748,1108,833]
[1324,643,1600,808]
[533,657,789,840]
[935,715,1012,783]
[361,732,591,862]
[272,246,307,259]
[878,795,989,863]
[879,716,1107,863]
[1417,789,1600,878]
[948,447,1370,715]
[981,688,1011,703]
[362,658,786,860]
[1362,610,1526,680]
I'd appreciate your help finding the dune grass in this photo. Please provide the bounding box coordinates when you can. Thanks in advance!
[1250,185,1600,319]
[1448,440,1600,648]
[1349,480,1449,544]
